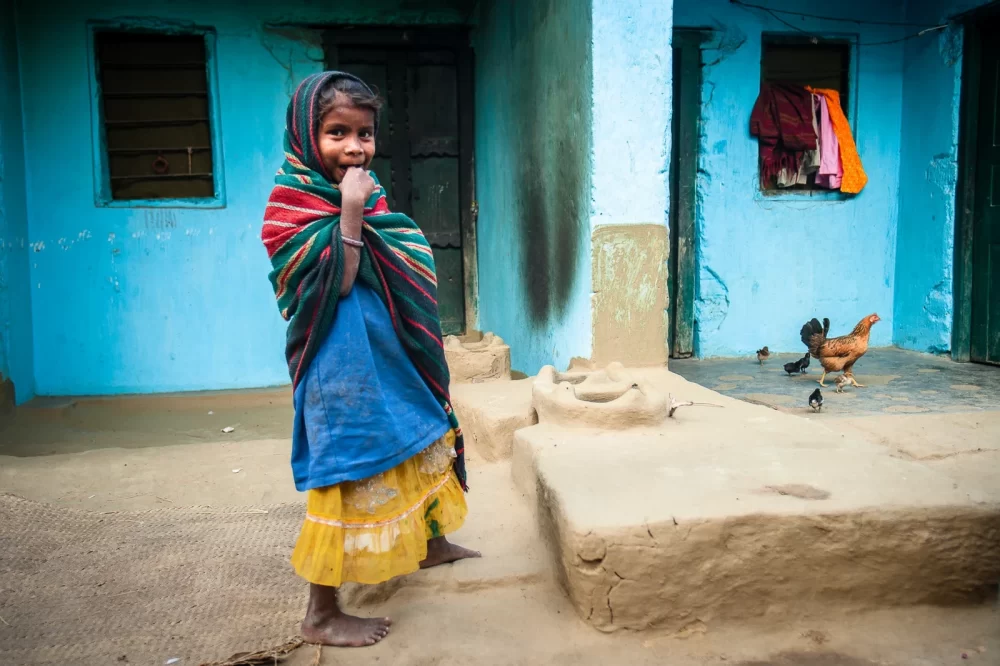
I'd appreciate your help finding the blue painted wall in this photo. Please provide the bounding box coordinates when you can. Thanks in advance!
[894,0,993,353]
[14,0,468,396]
[16,0,984,395]
[0,2,34,403]
[674,0,905,357]
[590,1,672,228]
[473,0,594,375]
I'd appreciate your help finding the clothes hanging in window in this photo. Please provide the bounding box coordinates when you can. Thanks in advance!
[750,82,817,189]
[807,86,867,194]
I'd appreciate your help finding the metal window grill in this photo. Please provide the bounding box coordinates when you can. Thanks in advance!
[96,32,215,200]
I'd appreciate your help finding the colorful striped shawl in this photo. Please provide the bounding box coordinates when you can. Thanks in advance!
[261,71,467,490]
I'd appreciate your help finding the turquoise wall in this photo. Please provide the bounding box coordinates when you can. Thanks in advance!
[0,3,34,403]
[894,0,993,353]
[16,0,983,396]
[674,0,905,357]
[15,0,468,396]
[590,1,672,228]
[473,0,593,375]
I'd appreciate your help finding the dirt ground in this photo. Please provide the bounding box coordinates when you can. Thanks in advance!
[1,389,998,665]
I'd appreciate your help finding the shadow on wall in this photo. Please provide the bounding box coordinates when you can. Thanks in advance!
[514,0,589,326]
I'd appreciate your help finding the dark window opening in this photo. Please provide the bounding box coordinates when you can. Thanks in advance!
[759,36,851,192]
[96,32,215,201]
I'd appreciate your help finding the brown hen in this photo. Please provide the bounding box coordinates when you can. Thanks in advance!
[799,313,881,387]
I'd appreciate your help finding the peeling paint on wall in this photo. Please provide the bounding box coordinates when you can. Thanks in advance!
[259,25,325,96]
[695,264,729,338]
[927,152,958,198]
[701,21,746,68]
[591,224,668,366]
[939,24,963,67]
[923,280,952,326]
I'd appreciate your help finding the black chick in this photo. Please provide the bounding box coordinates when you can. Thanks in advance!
[784,359,803,375]
[809,388,823,412]
[799,353,810,373]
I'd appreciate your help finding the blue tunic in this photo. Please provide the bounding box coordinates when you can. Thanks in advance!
[291,284,451,492]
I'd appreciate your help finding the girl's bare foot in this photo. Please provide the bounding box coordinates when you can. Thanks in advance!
[301,612,391,647]
[420,536,482,569]
[301,584,391,647]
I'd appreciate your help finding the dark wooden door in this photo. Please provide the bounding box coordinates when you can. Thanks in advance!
[971,17,1000,364]
[325,30,474,335]
[668,30,703,358]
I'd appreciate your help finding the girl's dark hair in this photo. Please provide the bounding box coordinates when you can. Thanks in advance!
[317,75,384,134]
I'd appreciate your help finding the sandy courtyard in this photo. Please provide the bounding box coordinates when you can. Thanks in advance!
[1,362,998,665]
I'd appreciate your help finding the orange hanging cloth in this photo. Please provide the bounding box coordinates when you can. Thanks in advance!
[807,87,867,194]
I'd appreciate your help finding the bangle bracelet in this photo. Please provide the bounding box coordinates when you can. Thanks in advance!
[342,236,364,248]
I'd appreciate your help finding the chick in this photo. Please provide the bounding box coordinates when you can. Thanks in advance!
[799,353,810,373]
[835,374,849,393]
[756,346,771,365]
[809,388,823,412]
[784,358,803,375]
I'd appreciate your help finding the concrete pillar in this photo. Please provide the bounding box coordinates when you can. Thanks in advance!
[589,0,673,367]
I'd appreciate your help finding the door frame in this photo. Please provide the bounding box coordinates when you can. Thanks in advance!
[668,28,710,358]
[322,27,479,335]
[953,4,1000,361]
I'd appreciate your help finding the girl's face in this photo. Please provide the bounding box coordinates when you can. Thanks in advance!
[318,94,376,184]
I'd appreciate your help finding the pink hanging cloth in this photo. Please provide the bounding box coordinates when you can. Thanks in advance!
[814,94,842,189]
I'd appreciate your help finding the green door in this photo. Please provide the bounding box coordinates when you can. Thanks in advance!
[324,30,474,335]
[971,17,1000,364]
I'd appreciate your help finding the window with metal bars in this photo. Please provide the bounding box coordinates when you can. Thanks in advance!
[761,36,850,110]
[95,31,216,201]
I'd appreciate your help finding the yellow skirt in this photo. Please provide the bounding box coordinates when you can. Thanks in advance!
[291,430,467,587]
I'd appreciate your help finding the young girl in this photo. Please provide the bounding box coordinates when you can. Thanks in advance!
[261,71,479,648]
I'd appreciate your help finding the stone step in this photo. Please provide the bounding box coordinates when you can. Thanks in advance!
[512,368,1000,633]
[452,378,536,462]
[340,460,551,607]
[445,332,511,383]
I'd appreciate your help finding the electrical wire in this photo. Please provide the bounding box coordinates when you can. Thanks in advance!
[731,0,948,47]
[729,0,942,28]
[759,7,813,34]
[857,25,948,46]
